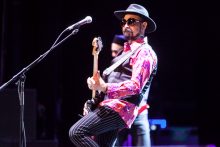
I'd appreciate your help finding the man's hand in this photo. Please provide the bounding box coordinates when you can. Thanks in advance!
[83,99,97,116]
[87,71,107,93]
[83,100,91,116]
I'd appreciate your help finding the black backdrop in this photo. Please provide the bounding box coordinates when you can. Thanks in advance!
[0,0,220,146]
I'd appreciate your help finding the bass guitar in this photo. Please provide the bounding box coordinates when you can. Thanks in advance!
[83,37,103,114]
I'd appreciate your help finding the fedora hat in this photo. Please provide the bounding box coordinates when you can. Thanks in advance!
[114,4,156,33]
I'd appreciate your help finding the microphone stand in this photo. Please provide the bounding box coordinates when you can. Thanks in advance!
[0,27,79,147]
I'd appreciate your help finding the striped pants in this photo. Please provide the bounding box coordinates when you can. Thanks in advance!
[69,106,126,147]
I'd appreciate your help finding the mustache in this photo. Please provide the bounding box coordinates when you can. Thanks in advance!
[123,28,133,41]
[124,28,133,34]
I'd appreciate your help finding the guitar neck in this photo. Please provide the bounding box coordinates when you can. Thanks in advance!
[93,54,98,76]
[92,54,98,98]
[91,36,102,99]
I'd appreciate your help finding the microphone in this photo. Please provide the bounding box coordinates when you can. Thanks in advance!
[67,16,92,30]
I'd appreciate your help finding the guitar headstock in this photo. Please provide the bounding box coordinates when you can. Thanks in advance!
[92,37,103,56]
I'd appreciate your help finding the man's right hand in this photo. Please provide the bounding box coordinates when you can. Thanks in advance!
[83,99,96,116]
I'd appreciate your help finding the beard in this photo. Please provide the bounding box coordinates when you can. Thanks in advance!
[123,28,142,41]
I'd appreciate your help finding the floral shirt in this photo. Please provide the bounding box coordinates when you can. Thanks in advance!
[99,37,158,128]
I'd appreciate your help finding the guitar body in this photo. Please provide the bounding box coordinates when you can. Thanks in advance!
[85,91,104,111]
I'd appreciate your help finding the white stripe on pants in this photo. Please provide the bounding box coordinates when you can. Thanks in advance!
[69,106,126,147]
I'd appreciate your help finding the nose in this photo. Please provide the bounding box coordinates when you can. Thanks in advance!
[124,22,129,27]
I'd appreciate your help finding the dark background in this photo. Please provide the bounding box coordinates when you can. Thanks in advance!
[0,0,219,146]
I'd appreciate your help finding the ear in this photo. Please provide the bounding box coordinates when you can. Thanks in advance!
[142,22,148,29]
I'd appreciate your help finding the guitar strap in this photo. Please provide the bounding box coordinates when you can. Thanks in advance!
[103,43,145,76]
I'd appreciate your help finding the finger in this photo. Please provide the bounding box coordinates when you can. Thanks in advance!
[87,77,95,89]
[87,78,91,89]
[83,108,88,116]
[88,77,96,84]
[91,78,95,84]
[88,85,93,89]
[87,77,92,84]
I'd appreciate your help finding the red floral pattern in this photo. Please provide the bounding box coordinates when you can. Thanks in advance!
[99,38,157,128]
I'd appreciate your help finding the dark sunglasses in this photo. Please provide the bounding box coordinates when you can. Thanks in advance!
[121,18,142,27]
[112,50,119,53]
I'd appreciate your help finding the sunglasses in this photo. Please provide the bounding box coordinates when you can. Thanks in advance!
[121,18,142,27]
[112,50,119,53]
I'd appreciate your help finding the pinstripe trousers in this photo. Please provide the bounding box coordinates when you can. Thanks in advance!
[69,105,126,147]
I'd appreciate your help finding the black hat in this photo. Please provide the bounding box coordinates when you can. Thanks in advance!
[112,35,126,46]
[114,4,156,33]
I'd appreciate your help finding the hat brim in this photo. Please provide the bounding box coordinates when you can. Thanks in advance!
[114,10,156,33]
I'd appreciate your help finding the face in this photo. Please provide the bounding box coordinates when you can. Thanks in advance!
[111,42,123,57]
[121,14,147,41]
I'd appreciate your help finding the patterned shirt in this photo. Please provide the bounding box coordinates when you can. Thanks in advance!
[99,37,158,128]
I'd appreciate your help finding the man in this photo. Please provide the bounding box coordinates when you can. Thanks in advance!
[115,36,152,147]
[69,3,158,147]
[111,34,152,146]
[111,34,126,57]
